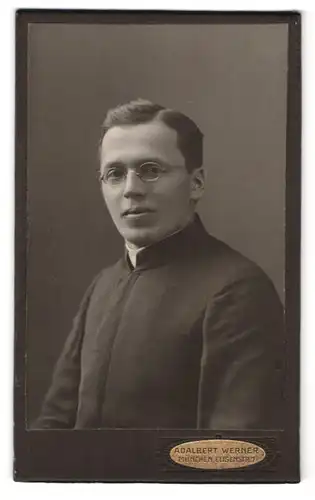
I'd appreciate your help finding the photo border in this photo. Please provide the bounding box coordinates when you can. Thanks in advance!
[14,9,301,483]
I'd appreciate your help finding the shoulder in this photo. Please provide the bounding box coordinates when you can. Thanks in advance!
[198,231,282,307]
[199,235,284,345]
[199,231,265,281]
[81,258,127,306]
[94,258,126,284]
[72,258,127,331]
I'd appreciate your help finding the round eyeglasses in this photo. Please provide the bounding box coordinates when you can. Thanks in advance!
[100,161,167,185]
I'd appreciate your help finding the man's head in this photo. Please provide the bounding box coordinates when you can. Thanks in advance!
[99,99,205,249]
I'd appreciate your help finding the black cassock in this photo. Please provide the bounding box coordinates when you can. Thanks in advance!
[35,216,284,429]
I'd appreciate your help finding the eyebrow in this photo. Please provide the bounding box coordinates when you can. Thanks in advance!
[101,157,167,171]
[102,161,125,171]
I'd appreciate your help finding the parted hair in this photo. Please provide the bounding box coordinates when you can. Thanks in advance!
[100,99,203,172]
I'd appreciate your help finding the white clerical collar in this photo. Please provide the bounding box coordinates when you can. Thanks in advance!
[125,243,145,268]
[125,217,195,268]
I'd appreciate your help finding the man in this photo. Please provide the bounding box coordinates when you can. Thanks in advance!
[35,99,284,430]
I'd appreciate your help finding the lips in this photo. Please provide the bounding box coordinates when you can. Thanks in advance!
[122,207,154,217]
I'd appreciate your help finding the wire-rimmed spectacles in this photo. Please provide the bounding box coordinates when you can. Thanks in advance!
[99,161,167,185]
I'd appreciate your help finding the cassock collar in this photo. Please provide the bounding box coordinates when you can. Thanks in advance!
[123,213,210,271]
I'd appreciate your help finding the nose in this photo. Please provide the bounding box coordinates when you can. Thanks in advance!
[123,169,146,198]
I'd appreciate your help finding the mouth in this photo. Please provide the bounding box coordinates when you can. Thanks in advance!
[122,207,155,218]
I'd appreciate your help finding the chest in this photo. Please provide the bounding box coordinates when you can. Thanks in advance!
[84,265,210,364]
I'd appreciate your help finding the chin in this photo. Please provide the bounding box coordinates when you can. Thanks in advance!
[121,226,163,249]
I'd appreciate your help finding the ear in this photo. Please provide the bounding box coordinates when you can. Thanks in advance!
[190,167,205,202]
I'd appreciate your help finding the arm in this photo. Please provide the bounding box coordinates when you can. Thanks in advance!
[197,268,285,430]
[32,277,99,429]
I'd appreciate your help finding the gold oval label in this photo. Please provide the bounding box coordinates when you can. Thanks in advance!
[169,439,266,470]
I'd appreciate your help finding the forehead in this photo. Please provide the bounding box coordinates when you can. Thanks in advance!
[100,121,185,167]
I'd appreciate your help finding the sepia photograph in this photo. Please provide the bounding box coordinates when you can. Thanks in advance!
[15,10,300,482]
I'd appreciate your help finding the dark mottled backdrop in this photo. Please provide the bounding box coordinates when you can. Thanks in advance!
[26,23,288,423]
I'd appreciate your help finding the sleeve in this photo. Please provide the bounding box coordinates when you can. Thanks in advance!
[197,268,285,430]
[31,276,100,429]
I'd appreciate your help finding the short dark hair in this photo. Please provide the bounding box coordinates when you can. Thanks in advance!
[99,99,203,172]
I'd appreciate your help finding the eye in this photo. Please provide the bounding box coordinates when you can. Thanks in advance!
[105,166,126,183]
[140,162,165,180]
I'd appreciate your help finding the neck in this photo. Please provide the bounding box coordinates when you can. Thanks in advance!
[125,214,195,252]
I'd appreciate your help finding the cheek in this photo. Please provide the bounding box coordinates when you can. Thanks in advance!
[102,187,120,210]
[157,180,191,209]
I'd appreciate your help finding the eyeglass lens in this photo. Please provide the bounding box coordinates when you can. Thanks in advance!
[103,162,165,184]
